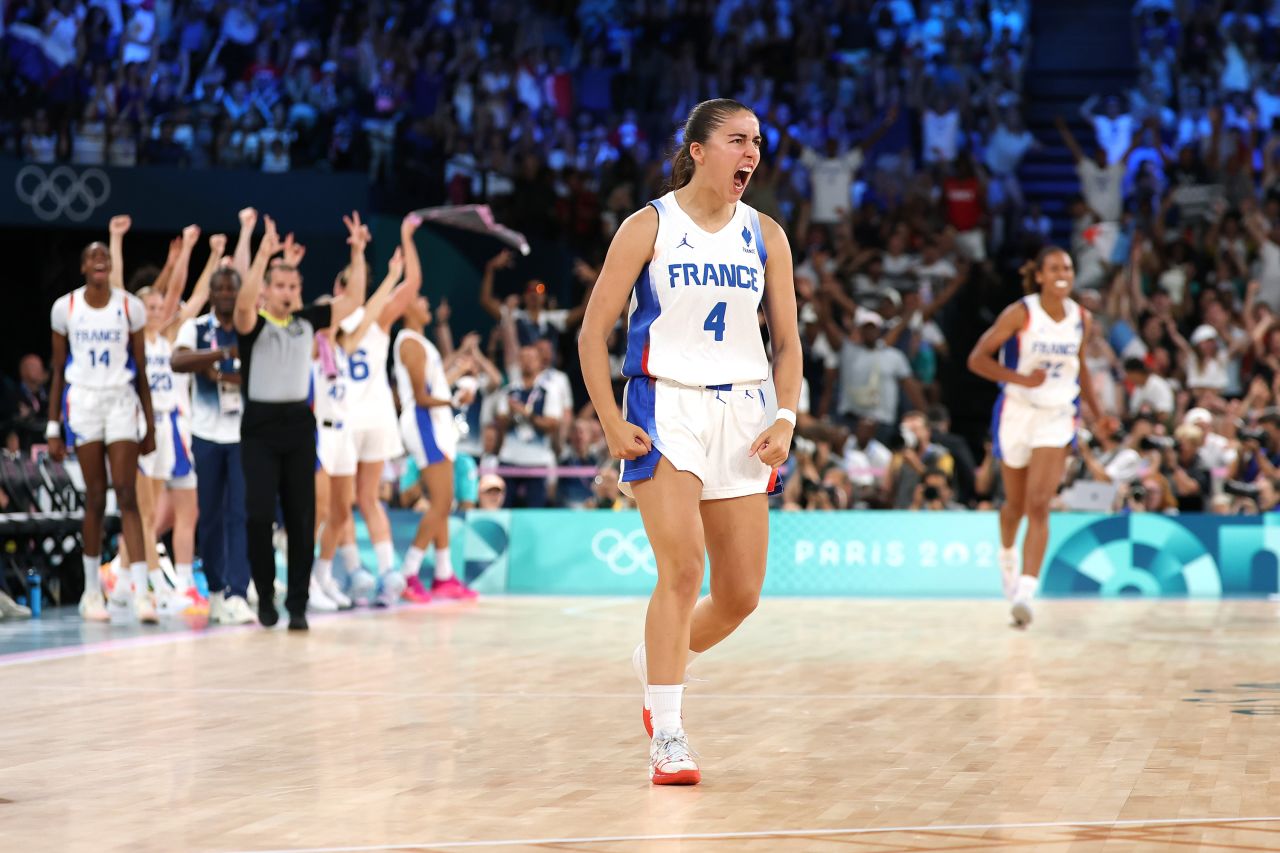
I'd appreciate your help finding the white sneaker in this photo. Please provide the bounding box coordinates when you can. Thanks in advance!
[207,591,226,624]
[319,576,352,609]
[1011,597,1034,629]
[308,578,339,612]
[154,589,191,619]
[0,590,31,619]
[107,583,138,625]
[136,594,158,624]
[998,547,1019,601]
[375,572,406,607]
[79,590,109,622]
[348,569,377,605]
[215,595,256,625]
[649,729,701,785]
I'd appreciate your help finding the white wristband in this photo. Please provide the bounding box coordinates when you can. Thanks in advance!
[45,421,62,440]
[775,408,797,427]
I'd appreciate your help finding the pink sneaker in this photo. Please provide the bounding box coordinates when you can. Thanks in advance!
[403,575,433,604]
[431,576,477,600]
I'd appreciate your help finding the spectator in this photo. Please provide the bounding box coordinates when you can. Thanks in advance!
[885,410,955,509]
[477,473,507,510]
[911,467,965,510]
[830,308,924,443]
[1124,357,1176,416]
[494,343,566,508]
[794,105,898,226]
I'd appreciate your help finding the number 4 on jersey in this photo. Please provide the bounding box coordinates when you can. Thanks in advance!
[704,302,727,342]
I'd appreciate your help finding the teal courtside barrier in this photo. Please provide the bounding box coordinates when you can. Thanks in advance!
[368,510,1280,598]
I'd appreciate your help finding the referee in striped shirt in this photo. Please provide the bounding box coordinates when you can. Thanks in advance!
[232,213,368,629]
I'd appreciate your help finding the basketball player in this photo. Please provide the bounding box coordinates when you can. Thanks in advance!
[578,99,801,785]
[967,246,1102,628]
[313,239,408,609]
[48,239,156,623]
[134,226,222,616]
[393,273,478,602]
[337,215,423,605]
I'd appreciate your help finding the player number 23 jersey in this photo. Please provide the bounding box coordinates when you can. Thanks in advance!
[622,192,770,387]
[1000,293,1083,408]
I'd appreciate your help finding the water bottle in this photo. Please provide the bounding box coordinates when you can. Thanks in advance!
[26,568,41,618]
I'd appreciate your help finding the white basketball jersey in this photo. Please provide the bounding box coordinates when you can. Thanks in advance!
[344,323,397,427]
[396,327,453,409]
[623,192,770,386]
[312,346,349,423]
[51,287,146,389]
[1001,293,1083,408]
[145,334,187,415]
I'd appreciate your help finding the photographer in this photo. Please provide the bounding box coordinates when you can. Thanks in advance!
[885,410,954,509]
[911,467,964,511]
[1123,473,1177,514]
[1162,424,1211,512]
[1234,412,1280,482]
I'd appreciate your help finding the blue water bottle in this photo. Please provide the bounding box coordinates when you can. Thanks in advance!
[26,568,41,618]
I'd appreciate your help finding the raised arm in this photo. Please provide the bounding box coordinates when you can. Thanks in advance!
[329,212,370,328]
[433,299,455,361]
[108,214,131,290]
[168,232,225,338]
[479,250,514,320]
[234,215,280,334]
[233,206,257,278]
[377,213,424,329]
[857,102,900,153]
[577,208,658,461]
[1055,116,1087,164]
[157,224,200,328]
[343,247,403,347]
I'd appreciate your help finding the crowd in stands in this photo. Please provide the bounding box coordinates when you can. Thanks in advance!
[11,0,1280,516]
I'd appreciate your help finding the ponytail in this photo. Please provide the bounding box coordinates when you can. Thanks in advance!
[671,143,695,189]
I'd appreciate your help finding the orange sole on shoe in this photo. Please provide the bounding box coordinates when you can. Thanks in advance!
[651,768,701,785]
[643,707,653,738]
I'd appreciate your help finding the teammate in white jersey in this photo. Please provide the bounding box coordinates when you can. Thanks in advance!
[968,246,1103,628]
[127,221,220,619]
[579,99,802,785]
[393,293,477,603]
[334,214,423,603]
[310,240,407,610]
[48,237,156,624]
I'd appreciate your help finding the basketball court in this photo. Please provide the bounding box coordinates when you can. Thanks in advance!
[4,597,1279,851]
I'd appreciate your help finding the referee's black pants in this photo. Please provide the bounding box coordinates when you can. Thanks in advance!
[240,402,316,617]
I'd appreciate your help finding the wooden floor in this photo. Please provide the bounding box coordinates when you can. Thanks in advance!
[4,597,1280,852]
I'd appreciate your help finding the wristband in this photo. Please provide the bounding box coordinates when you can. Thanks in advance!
[45,421,62,440]
[775,408,797,427]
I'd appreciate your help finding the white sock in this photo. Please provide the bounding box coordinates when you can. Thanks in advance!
[433,546,454,581]
[148,569,166,594]
[374,540,395,575]
[130,562,148,596]
[175,563,194,591]
[1014,574,1038,602]
[338,544,361,572]
[314,558,333,584]
[648,684,684,734]
[83,554,102,593]
[402,546,425,579]
[998,545,1017,565]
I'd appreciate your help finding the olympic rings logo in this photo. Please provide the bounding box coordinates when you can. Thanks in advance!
[591,528,656,576]
[15,165,111,222]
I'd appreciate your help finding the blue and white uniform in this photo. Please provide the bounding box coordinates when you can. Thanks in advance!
[339,317,406,463]
[394,329,457,466]
[991,293,1084,468]
[138,334,196,487]
[619,191,778,499]
[50,286,146,446]
[314,344,358,477]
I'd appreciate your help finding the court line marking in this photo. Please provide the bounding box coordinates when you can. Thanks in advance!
[222,815,1280,852]
[12,683,1147,702]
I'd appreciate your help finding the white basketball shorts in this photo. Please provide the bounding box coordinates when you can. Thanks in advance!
[318,422,358,478]
[620,377,780,501]
[351,421,404,463]
[62,384,141,447]
[138,409,197,488]
[399,405,457,468]
[992,392,1078,469]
